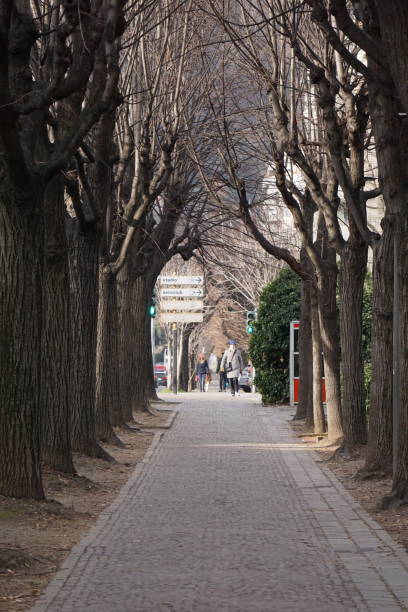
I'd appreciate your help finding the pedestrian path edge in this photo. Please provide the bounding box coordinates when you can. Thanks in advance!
[30,430,165,612]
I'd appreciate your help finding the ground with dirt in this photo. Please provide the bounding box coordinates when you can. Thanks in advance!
[0,409,175,612]
[3,408,405,611]
[291,420,408,552]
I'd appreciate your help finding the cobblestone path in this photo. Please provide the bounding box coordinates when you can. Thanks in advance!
[32,393,408,612]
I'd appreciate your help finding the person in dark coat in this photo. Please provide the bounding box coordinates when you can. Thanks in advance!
[196,354,210,392]
[217,352,228,392]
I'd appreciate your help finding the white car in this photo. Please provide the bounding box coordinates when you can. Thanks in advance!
[238,368,252,392]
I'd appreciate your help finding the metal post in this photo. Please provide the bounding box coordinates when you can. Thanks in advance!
[393,231,401,478]
[151,317,155,370]
[172,323,178,394]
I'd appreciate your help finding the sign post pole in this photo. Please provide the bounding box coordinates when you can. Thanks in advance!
[172,323,178,394]
[151,317,155,370]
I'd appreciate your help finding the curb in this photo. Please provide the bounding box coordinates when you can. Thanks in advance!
[138,409,179,430]
[161,409,179,429]
[30,430,165,612]
[142,431,163,461]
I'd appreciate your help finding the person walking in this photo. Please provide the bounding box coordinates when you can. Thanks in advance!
[220,340,243,396]
[196,354,210,392]
[217,352,228,392]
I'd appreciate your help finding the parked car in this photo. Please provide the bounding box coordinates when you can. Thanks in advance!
[238,367,252,392]
[154,363,168,387]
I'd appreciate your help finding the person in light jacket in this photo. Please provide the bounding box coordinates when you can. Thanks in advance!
[220,340,244,396]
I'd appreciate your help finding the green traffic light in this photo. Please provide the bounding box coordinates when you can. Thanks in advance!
[246,325,253,334]
[149,305,156,317]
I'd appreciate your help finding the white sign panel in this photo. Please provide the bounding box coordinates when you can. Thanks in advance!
[161,312,204,323]
[160,276,203,286]
[161,288,204,298]
[161,300,204,311]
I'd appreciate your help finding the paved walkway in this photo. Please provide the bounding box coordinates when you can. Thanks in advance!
[32,392,408,612]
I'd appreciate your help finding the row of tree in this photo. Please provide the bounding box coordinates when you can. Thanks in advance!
[2,0,408,507]
[190,0,408,505]
[0,0,224,500]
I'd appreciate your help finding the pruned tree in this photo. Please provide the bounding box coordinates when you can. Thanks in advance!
[305,0,408,500]
[0,0,130,498]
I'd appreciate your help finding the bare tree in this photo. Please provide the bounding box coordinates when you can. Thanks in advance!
[305,0,408,499]
[92,0,196,431]
[0,0,129,498]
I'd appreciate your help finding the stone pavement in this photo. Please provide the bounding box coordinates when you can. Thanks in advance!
[32,392,408,612]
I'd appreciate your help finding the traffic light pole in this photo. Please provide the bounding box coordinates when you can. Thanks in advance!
[246,309,256,334]
[151,317,155,369]
[172,323,178,394]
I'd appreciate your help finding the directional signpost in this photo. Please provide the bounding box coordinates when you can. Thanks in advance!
[161,300,204,311]
[158,274,205,395]
[161,313,204,323]
[161,288,204,298]
[161,276,203,285]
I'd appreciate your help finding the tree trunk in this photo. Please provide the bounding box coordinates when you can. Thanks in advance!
[296,275,313,423]
[317,258,343,443]
[363,225,394,473]
[177,326,184,387]
[179,327,192,391]
[339,232,368,448]
[314,215,343,443]
[392,215,408,498]
[0,199,45,499]
[373,1,408,115]
[131,275,155,413]
[95,268,125,443]
[117,267,136,422]
[147,316,161,402]
[311,286,325,435]
[363,10,408,499]
[67,220,105,457]
[361,47,406,475]
[298,194,315,425]
[41,178,75,473]
[189,335,197,391]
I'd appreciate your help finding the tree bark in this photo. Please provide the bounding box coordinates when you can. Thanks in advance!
[364,6,408,498]
[313,214,343,443]
[95,268,125,443]
[363,223,394,473]
[131,275,156,413]
[67,219,105,457]
[392,214,408,498]
[147,319,161,402]
[362,44,407,476]
[296,192,315,424]
[317,269,343,443]
[179,327,192,392]
[41,177,75,473]
[373,1,408,115]
[0,197,45,499]
[311,285,325,435]
[117,264,136,422]
[339,227,368,448]
[296,271,313,423]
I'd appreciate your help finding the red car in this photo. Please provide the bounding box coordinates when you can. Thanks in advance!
[154,363,168,387]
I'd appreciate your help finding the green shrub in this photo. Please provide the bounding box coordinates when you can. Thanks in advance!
[250,267,300,404]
